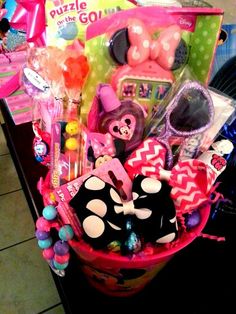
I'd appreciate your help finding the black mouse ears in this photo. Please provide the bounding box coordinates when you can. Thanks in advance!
[109,27,129,65]
[108,19,188,70]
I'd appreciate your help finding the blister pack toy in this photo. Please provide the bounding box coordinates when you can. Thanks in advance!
[81,5,223,121]
[50,117,91,188]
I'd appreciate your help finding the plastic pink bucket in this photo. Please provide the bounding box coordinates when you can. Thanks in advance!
[69,205,210,296]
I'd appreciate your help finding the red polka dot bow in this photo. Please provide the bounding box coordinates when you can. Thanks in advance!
[127,18,182,69]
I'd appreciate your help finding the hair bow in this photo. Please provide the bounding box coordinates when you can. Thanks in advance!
[10,0,46,46]
[89,133,116,159]
[69,174,178,249]
[125,138,221,216]
[127,19,181,69]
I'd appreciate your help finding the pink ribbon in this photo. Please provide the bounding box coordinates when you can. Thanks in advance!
[90,133,116,159]
[125,138,218,216]
[127,19,181,70]
[10,0,46,46]
[0,8,7,19]
[0,0,46,99]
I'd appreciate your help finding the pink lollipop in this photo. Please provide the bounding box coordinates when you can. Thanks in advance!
[39,47,66,99]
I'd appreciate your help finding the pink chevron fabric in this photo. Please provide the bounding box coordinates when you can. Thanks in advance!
[169,159,217,215]
[125,138,217,216]
[124,138,167,180]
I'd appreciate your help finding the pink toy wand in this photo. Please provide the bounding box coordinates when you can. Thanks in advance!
[62,52,90,177]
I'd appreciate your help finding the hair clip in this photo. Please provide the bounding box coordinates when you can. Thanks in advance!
[87,132,126,168]
[108,18,187,115]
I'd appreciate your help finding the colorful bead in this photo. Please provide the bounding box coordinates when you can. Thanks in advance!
[42,247,55,260]
[38,237,53,249]
[35,230,50,240]
[53,240,70,256]
[43,205,57,220]
[58,225,74,241]
[36,217,51,232]
[53,260,69,270]
[54,253,70,264]
[36,202,74,273]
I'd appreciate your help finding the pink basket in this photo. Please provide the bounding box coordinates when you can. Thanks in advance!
[68,204,210,296]
[39,170,211,296]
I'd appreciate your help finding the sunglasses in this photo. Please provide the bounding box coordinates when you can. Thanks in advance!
[149,80,214,168]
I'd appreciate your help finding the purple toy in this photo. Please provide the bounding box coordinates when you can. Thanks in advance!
[87,84,146,153]
[150,80,214,168]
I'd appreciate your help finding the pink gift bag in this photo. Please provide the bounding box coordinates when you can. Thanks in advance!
[0,51,32,124]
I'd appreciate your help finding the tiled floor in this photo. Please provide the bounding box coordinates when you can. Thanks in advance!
[0,125,65,314]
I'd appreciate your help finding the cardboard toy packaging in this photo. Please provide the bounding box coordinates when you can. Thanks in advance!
[82,5,224,120]
[0,51,32,124]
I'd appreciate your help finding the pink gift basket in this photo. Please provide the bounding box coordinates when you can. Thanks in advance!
[12,1,232,298]
[68,204,210,296]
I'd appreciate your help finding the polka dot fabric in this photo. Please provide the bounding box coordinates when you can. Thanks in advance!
[69,176,126,249]
[69,175,178,250]
[188,15,222,83]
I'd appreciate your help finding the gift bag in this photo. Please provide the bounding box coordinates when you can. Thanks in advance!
[0,51,32,124]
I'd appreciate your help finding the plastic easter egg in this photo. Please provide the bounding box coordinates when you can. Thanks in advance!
[53,240,70,256]
[58,225,74,241]
[38,237,53,249]
[42,205,57,220]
